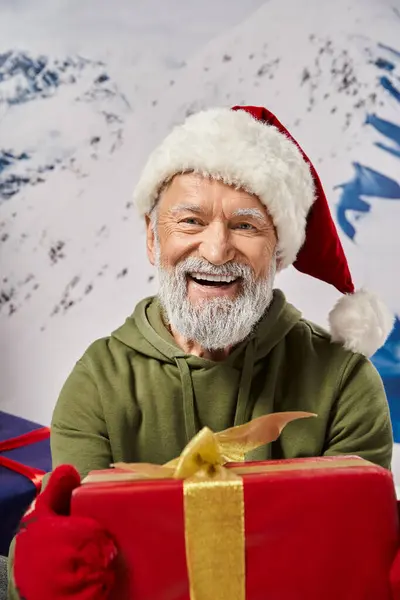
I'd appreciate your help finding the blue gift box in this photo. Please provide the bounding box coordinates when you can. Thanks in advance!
[0,411,51,556]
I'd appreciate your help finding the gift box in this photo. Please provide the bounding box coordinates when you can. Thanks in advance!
[0,411,51,556]
[71,415,400,600]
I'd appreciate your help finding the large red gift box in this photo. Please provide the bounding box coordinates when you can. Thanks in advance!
[71,455,399,600]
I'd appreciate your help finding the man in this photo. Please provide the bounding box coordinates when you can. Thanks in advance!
[9,105,394,599]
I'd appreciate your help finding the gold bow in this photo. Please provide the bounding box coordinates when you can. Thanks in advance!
[114,411,316,600]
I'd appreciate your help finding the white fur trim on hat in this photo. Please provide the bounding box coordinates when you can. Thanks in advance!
[133,108,315,269]
[328,290,394,357]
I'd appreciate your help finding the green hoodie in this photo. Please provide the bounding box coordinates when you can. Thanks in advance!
[7,290,393,599]
[51,289,392,472]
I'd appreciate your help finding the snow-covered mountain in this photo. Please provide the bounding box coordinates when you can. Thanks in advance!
[0,51,104,106]
[1,0,399,481]
[0,50,131,202]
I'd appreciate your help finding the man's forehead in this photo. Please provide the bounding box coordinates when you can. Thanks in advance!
[158,173,269,219]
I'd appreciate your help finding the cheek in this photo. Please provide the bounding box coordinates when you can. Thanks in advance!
[237,237,276,277]
[158,233,195,268]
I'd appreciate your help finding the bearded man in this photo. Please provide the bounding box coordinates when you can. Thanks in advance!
[8,106,394,600]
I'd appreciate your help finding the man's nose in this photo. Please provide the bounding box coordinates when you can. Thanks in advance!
[198,222,235,265]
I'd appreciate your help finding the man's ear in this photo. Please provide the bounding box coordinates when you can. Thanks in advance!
[145,215,156,266]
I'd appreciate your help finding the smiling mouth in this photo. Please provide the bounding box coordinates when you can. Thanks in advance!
[188,273,240,287]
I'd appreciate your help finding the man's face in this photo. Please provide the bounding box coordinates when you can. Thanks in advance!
[146,173,278,349]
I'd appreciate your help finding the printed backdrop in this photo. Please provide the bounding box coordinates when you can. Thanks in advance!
[1,0,400,479]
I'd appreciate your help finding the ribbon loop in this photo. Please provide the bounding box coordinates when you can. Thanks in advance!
[114,411,317,478]
[216,410,316,462]
[167,427,224,479]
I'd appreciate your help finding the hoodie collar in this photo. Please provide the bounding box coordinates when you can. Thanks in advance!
[113,289,301,369]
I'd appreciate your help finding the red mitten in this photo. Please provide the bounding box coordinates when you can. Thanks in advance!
[14,465,117,600]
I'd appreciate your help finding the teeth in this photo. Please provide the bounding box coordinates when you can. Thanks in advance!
[190,272,237,283]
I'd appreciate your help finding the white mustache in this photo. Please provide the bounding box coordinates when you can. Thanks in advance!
[175,257,253,280]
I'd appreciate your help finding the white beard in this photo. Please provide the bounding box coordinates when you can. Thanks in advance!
[155,239,276,350]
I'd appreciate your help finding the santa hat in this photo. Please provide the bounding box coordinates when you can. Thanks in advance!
[133,105,394,356]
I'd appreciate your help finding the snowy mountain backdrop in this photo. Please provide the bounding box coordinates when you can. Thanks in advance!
[1,0,400,479]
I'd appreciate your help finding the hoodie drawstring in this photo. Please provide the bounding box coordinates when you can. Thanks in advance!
[234,338,256,427]
[176,357,198,443]
[176,338,257,442]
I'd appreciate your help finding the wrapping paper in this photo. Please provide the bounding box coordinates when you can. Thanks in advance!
[72,455,399,600]
[0,411,50,555]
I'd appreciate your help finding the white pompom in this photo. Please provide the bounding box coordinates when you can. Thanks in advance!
[328,289,394,357]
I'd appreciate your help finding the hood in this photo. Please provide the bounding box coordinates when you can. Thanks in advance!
[112,290,301,434]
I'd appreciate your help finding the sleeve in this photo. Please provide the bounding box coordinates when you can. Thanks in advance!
[323,354,393,469]
[7,539,18,600]
[50,359,113,478]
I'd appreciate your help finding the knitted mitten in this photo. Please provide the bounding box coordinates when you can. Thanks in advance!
[14,465,117,600]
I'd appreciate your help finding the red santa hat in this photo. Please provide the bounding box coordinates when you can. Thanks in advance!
[133,105,394,356]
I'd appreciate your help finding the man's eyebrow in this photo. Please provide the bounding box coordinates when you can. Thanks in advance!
[170,204,203,214]
[232,208,266,221]
[169,205,267,221]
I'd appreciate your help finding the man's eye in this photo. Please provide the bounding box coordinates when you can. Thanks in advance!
[234,222,255,230]
[181,217,202,225]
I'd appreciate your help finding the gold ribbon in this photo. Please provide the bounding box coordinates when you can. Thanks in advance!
[114,411,316,600]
